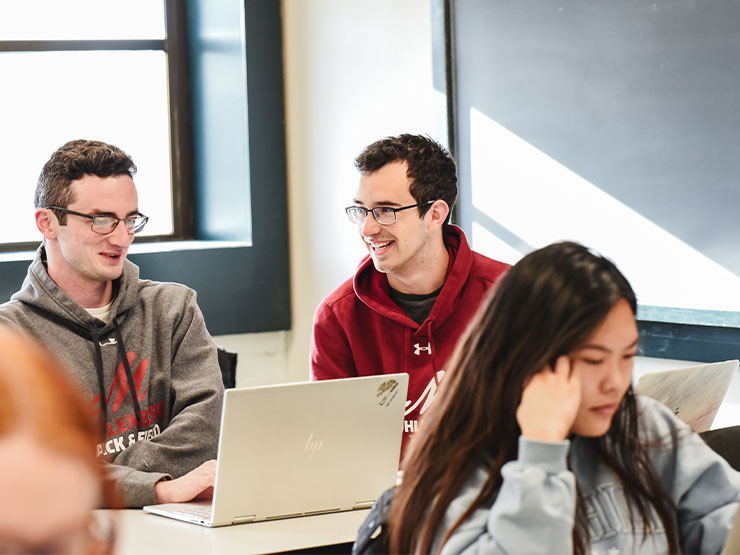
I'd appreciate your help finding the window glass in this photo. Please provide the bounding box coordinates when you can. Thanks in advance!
[0,0,172,246]
[0,50,172,243]
[0,0,164,40]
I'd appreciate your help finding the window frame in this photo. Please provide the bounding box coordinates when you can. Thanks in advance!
[0,0,291,335]
[0,0,192,252]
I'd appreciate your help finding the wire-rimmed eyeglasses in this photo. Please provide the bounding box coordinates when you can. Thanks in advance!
[45,206,149,235]
[345,200,434,226]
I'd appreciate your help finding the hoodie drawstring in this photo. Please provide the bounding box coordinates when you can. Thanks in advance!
[427,325,440,383]
[20,303,142,437]
[417,319,441,384]
[113,320,142,435]
[90,328,109,436]
[403,328,411,373]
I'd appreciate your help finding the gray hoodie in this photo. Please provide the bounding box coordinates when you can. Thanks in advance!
[432,396,740,554]
[0,247,224,507]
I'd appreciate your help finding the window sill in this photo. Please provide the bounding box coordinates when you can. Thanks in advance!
[0,238,289,335]
[637,305,740,329]
[0,239,253,264]
[128,239,252,253]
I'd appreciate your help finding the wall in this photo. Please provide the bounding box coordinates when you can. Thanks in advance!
[212,0,442,386]
[212,330,289,388]
[452,0,740,316]
[217,2,739,391]
[211,0,443,387]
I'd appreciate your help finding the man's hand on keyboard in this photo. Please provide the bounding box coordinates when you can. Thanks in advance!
[153,459,217,504]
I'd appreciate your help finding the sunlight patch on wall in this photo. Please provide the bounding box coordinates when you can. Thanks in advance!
[469,106,740,312]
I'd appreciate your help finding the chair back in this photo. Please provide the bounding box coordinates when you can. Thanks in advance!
[700,426,740,471]
[217,346,237,389]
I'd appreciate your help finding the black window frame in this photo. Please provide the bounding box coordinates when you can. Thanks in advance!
[0,0,192,252]
[0,0,291,336]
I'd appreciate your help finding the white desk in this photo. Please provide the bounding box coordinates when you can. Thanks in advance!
[99,508,369,554]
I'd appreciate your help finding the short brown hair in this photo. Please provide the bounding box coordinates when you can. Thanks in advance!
[34,139,137,224]
[354,134,457,223]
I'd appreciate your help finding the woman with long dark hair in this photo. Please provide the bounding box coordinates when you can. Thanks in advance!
[386,241,740,554]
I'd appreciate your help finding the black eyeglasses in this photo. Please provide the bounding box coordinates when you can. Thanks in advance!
[45,206,149,235]
[345,200,434,226]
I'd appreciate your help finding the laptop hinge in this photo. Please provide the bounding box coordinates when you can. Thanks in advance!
[353,500,375,510]
[304,507,341,516]
[232,515,256,524]
[266,512,303,520]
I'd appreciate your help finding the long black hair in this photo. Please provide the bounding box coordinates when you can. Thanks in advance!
[388,241,679,554]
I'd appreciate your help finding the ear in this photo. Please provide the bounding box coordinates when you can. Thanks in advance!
[426,200,450,231]
[35,208,58,240]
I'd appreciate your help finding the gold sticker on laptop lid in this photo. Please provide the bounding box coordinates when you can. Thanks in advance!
[377,379,399,407]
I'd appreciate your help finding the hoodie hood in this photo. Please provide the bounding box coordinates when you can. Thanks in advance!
[352,224,473,330]
[311,224,508,457]
[11,245,145,436]
[11,245,140,332]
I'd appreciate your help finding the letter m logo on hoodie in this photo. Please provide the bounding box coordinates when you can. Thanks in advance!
[90,352,149,416]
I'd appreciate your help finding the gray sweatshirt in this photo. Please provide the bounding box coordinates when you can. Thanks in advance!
[0,247,224,508]
[432,396,740,554]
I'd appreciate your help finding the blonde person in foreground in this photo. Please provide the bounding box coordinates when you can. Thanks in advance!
[0,327,116,554]
[373,241,740,554]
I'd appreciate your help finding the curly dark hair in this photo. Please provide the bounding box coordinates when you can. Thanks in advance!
[354,134,457,224]
[34,139,137,224]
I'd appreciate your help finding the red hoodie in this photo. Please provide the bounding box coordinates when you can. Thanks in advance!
[310,225,509,453]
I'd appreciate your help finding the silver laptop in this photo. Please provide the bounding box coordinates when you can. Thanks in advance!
[634,360,738,433]
[144,373,408,527]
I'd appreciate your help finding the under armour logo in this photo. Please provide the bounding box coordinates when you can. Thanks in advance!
[99,337,117,347]
[413,342,432,355]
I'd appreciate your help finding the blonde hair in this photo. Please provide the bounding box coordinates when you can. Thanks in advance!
[0,326,117,552]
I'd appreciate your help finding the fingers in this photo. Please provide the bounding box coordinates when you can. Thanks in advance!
[191,459,217,477]
[194,486,214,502]
[553,355,571,378]
[185,460,217,488]
[517,356,582,442]
[154,460,218,504]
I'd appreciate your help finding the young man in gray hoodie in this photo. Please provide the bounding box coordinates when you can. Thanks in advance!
[0,140,224,508]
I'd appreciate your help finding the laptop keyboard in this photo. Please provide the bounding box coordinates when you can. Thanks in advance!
[172,505,213,519]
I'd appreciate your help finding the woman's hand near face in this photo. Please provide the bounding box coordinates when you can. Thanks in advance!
[516,356,582,442]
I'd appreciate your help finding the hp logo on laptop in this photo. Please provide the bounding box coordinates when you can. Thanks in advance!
[304,432,324,458]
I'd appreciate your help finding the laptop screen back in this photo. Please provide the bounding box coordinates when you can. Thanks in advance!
[634,360,738,433]
[210,373,408,525]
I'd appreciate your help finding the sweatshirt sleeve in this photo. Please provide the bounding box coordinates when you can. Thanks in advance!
[640,397,740,554]
[438,437,575,555]
[103,462,169,508]
[310,299,357,381]
[110,290,224,507]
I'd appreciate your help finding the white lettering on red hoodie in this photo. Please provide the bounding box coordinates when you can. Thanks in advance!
[310,225,509,454]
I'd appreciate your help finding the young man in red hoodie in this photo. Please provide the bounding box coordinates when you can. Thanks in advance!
[310,134,509,452]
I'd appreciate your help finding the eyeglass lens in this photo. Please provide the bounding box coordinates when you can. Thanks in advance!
[346,206,398,225]
[92,216,147,234]
[346,206,367,224]
[372,207,397,224]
